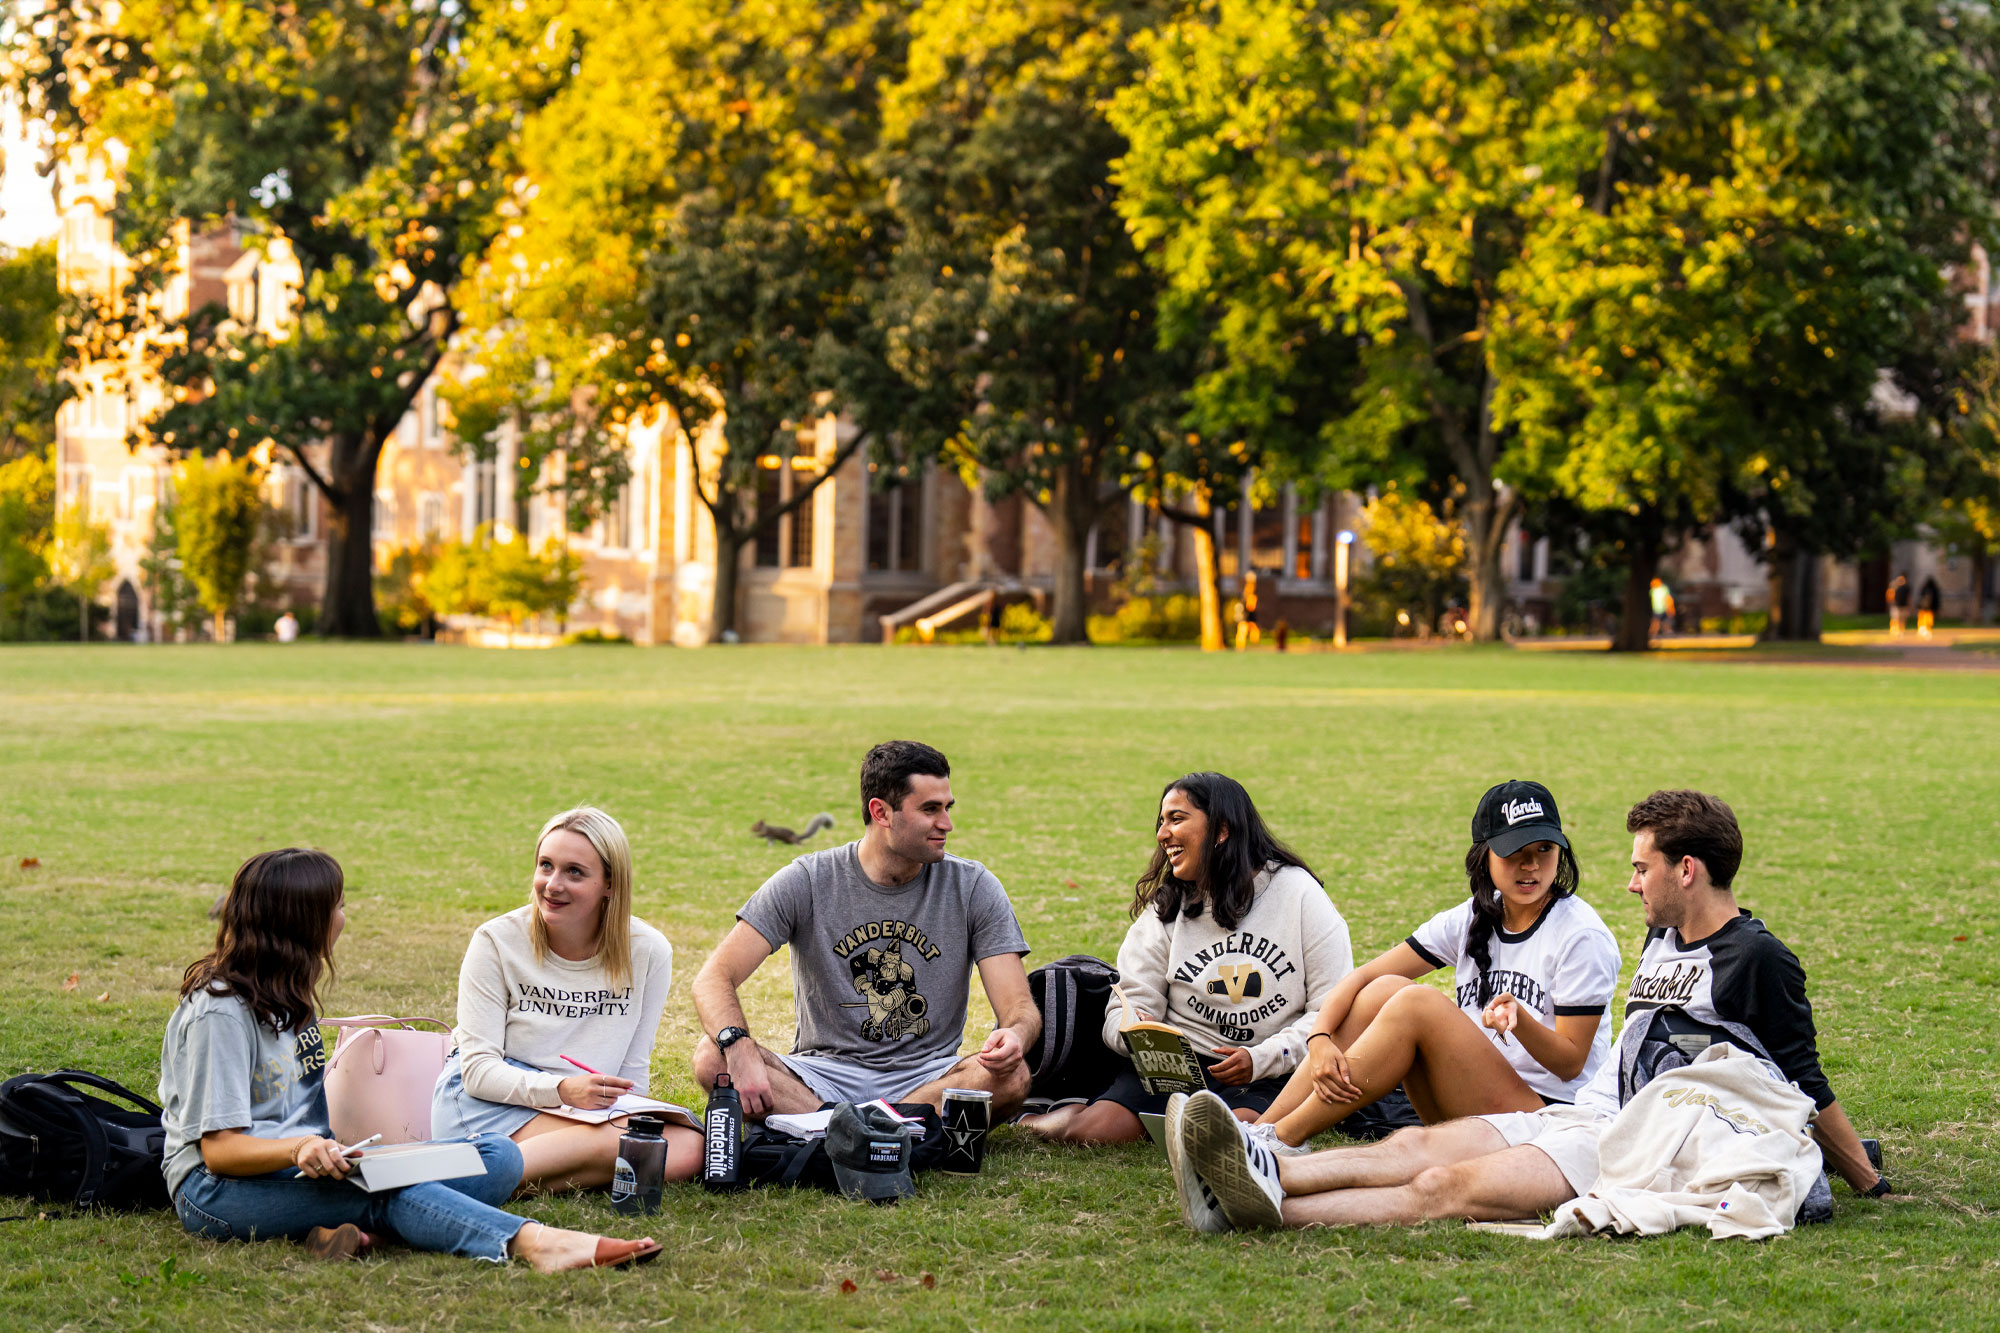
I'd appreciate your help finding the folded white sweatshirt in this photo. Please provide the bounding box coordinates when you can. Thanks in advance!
[1101,864,1352,1083]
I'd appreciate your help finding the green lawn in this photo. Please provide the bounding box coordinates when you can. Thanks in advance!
[2,643,1996,1331]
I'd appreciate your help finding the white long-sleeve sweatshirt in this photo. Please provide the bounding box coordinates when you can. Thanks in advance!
[1100,863,1352,1083]
[452,905,674,1109]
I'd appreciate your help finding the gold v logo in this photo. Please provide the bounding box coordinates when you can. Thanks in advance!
[1209,963,1263,1004]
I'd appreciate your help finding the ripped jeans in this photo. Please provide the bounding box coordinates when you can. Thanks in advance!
[173,1134,526,1262]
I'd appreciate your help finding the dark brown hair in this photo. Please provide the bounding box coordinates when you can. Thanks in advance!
[1131,772,1318,933]
[181,849,345,1033]
[1626,790,1743,888]
[860,740,951,824]
[1463,838,1580,1005]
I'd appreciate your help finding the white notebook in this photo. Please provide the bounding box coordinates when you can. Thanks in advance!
[347,1141,486,1193]
[547,1093,699,1129]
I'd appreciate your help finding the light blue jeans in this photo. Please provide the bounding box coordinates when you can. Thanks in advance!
[173,1135,527,1262]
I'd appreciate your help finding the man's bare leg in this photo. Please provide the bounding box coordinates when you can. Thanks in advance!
[1280,1143,1573,1228]
[903,1052,1032,1119]
[1276,1117,1511,1195]
[690,1037,824,1118]
[1271,986,1542,1145]
[1018,1099,1146,1144]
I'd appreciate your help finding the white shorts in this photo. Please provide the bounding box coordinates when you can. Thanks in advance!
[775,1050,964,1106]
[1479,1105,1605,1196]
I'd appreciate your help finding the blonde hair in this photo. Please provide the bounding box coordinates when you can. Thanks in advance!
[528,806,634,989]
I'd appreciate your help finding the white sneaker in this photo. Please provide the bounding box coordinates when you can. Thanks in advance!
[1246,1121,1311,1157]
[1181,1090,1285,1229]
[1164,1092,1230,1233]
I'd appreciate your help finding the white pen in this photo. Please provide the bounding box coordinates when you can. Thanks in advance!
[341,1133,383,1158]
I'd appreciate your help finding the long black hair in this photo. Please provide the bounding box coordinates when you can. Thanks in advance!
[1463,839,1579,1005]
[1131,773,1318,932]
[181,848,345,1033]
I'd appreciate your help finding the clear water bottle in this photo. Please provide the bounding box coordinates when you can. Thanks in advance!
[701,1073,743,1192]
[611,1114,667,1215]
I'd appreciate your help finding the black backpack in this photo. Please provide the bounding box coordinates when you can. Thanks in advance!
[737,1102,947,1192]
[0,1071,170,1211]
[1025,954,1123,1102]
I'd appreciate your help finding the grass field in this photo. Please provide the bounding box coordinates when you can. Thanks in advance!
[2,642,1997,1331]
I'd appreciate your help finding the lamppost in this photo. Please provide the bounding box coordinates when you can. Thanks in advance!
[1334,529,1355,648]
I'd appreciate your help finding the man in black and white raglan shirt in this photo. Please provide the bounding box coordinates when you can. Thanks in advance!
[692,741,1039,1120]
[1176,789,1890,1230]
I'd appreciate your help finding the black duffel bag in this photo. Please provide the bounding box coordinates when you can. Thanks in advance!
[740,1101,947,1192]
[0,1070,170,1210]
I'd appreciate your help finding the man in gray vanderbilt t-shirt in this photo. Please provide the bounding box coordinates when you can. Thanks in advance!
[693,741,1039,1118]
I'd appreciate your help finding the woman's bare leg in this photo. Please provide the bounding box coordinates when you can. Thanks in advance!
[512,1114,703,1192]
[1258,975,1423,1134]
[1272,986,1543,1144]
[1018,1099,1146,1144]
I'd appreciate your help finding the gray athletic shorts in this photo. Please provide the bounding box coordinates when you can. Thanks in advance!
[775,1050,964,1106]
[1478,1105,1606,1196]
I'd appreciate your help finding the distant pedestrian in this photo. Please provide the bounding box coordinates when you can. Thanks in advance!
[1917,576,1940,639]
[275,611,299,643]
[1649,578,1675,640]
[1887,574,1909,638]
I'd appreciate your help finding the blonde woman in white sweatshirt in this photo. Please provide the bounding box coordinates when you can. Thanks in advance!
[1021,773,1352,1144]
[432,807,699,1191]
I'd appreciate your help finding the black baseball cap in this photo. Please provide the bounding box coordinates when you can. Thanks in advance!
[826,1102,915,1203]
[1471,780,1569,857]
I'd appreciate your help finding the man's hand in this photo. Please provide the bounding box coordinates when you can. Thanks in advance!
[977,1026,1025,1075]
[725,1041,776,1118]
[1208,1046,1254,1087]
[557,1072,634,1110]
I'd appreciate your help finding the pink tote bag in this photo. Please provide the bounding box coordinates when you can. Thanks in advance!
[322,1015,454,1146]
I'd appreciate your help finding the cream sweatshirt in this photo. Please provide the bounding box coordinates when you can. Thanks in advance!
[1100,863,1352,1083]
[452,905,674,1109]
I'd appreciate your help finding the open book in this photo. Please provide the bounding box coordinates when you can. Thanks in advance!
[347,1141,486,1193]
[1113,984,1205,1096]
[545,1093,700,1130]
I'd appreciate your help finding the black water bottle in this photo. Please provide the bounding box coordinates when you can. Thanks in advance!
[701,1073,743,1192]
[611,1115,667,1215]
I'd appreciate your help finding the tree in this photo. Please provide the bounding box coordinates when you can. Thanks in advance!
[449,0,920,642]
[0,241,66,463]
[878,0,1193,644]
[5,0,575,635]
[1939,344,2000,626]
[1360,484,1466,635]
[46,502,113,641]
[0,444,54,635]
[137,491,200,642]
[173,451,264,641]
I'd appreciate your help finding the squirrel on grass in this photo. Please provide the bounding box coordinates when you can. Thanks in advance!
[752,813,835,846]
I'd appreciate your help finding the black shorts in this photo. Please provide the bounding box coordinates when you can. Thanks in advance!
[1092,1053,1289,1118]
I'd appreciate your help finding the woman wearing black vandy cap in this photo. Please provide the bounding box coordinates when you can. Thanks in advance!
[1234,780,1620,1156]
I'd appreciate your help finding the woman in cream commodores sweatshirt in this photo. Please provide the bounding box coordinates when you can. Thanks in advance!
[1021,773,1352,1144]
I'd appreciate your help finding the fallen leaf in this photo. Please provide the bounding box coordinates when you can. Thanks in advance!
[1954,935,1968,942]
[874,1270,900,1283]
[62,972,79,992]
[838,1279,857,1294]
[1064,879,1078,889]
[18,857,38,869]
[94,991,110,1003]
[920,1273,936,1289]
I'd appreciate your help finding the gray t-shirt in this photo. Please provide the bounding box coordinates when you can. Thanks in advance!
[738,842,1030,1073]
[157,986,331,1199]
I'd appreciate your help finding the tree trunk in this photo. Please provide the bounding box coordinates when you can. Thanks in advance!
[1760,529,1823,642]
[317,433,385,638]
[1190,491,1224,652]
[708,530,744,643]
[78,590,88,643]
[213,609,227,644]
[1611,527,1659,652]
[1461,484,1516,642]
[1973,550,1993,625]
[1044,466,1096,645]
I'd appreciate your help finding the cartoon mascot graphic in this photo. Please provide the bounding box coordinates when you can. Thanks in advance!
[842,940,931,1041]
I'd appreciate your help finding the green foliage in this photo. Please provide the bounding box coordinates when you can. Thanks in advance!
[0,241,67,464]
[1360,485,1468,630]
[6,0,578,634]
[877,0,1191,644]
[45,503,115,641]
[136,493,200,642]
[373,544,435,636]
[1086,593,1202,644]
[417,525,582,630]
[172,452,265,638]
[0,444,54,635]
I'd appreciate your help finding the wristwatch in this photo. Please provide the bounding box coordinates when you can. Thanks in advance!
[715,1025,751,1053]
